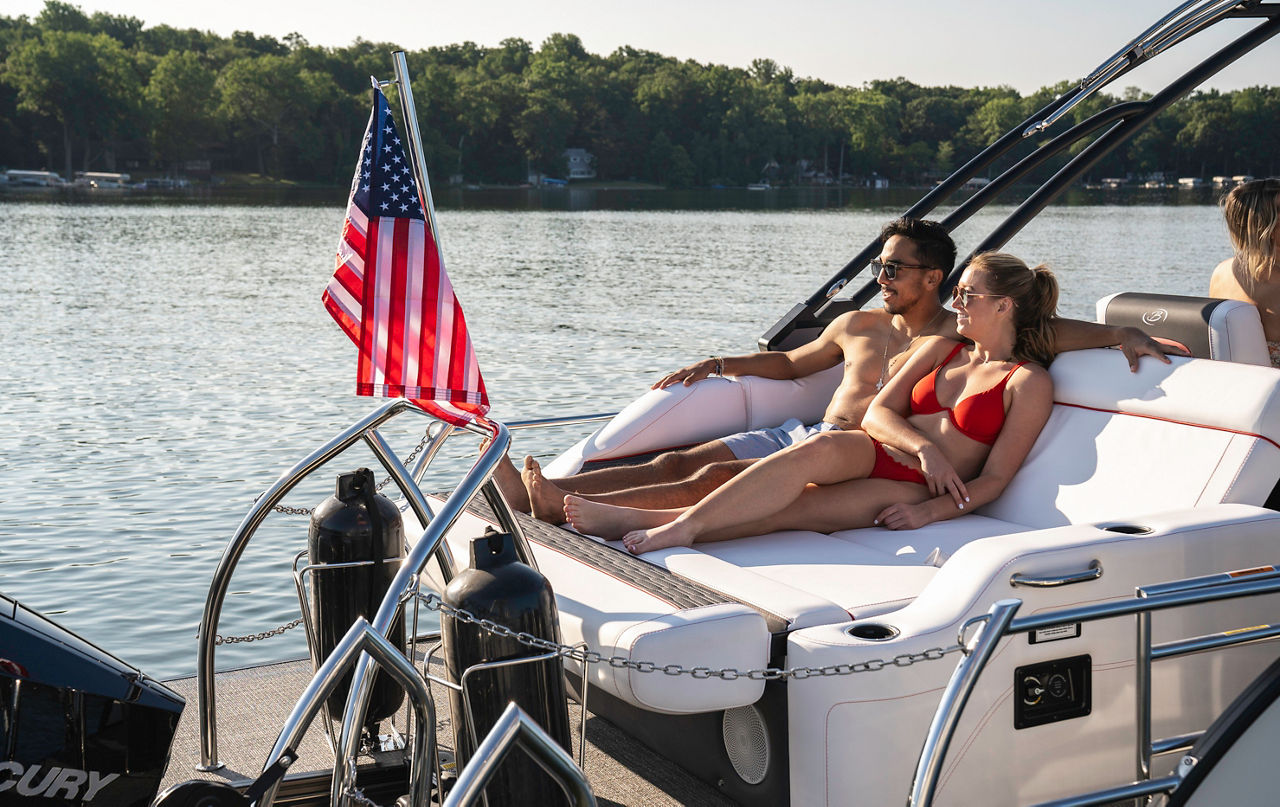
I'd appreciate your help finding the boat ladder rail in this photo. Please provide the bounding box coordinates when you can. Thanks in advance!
[909,564,1280,807]
[193,399,613,800]
[186,614,595,807]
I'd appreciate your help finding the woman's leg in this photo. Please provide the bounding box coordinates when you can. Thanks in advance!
[622,430,878,553]
[563,496,685,538]
[696,477,933,543]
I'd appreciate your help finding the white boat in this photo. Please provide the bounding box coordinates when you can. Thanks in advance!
[74,171,132,188]
[4,3,1280,807]
[4,169,65,187]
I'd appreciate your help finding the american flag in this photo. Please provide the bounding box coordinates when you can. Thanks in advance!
[323,85,489,425]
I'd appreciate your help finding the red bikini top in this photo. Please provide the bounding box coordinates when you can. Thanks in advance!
[910,343,1026,445]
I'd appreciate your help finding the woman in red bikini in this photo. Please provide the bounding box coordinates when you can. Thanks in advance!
[563,252,1059,554]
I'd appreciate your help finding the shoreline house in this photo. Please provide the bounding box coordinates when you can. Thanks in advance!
[564,148,596,180]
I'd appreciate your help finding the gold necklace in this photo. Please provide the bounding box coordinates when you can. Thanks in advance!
[874,307,947,390]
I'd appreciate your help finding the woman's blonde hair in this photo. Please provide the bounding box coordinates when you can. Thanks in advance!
[968,251,1059,366]
[1222,178,1280,288]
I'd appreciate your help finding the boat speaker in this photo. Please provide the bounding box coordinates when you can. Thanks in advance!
[722,704,770,785]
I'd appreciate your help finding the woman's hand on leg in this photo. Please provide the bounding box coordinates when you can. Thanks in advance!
[916,444,968,507]
[874,502,933,530]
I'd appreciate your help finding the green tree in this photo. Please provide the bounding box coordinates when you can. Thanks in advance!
[512,89,574,176]
[216,54,332,176]
[963,95,1024,147]
[1176,90,1234,176]
[646,129,695,187]
[3,29,142,177]
[89,9,142,48]
[841,88,900,177]
[145,50,217,167]
[34,1,88,33]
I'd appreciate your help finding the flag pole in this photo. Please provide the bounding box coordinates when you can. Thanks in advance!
[386,52,498,433]
[390,51,446,263]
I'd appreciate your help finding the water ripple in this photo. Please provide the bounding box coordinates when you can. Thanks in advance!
[0,200,1227,678]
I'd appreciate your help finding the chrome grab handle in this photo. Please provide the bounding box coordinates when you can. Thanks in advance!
[445,702,596,807]
[1010,560,1102,588]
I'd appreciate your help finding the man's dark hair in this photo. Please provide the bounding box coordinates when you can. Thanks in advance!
[879,218,956,273]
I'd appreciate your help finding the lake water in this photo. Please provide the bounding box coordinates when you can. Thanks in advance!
[0,191,1232,679]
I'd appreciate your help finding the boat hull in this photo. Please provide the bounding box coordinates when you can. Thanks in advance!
[0,593,184,806]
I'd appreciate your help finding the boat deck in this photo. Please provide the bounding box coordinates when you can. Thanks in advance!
[161,651,735,805]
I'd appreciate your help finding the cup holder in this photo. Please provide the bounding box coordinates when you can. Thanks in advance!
[1102,524,1152,535]
[848,623,899,641]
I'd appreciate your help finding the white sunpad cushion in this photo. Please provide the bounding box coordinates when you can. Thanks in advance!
[696,528,951,620]
[835,514,1030,565]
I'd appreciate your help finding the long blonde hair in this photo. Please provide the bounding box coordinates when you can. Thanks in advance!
[1222,178,1280,288]
[968,252,1059,366]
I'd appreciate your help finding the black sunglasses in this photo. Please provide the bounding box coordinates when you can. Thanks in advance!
[951,286,1007,307]
[871,258,935,279]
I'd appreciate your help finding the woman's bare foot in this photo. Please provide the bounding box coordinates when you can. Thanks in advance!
[563,495,674,539]
[621,521,698,555]
[522,457,568,524]
[491,451,531,513]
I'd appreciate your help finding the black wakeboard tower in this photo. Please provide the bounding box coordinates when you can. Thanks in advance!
[760,0,1280,351]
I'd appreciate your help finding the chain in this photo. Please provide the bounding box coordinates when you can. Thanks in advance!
[256,425,435,516]
[375,427,434,494]
[414,592,962,681]
[213,617,305,646]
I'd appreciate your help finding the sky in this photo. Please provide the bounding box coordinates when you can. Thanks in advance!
[4,0,1275,95]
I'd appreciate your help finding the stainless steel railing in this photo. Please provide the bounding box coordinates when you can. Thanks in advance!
[196,400,615,769]
[1024,0,1253,136]
[242,617,599,807]
[444,702,596,807]
[908,565,1280,806]
[254,616,436,807]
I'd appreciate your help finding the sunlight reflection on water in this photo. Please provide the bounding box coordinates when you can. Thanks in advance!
[0,198,1226,678]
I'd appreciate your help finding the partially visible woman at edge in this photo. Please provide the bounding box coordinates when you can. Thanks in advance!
[1210,177,1280,367]
[563,252,1058,554]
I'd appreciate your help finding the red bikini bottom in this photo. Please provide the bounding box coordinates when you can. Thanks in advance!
[868,438,927,486]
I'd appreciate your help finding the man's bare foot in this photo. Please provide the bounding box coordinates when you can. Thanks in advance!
[563,495,674,539]
[491,451,531,513]
[621,521,697,555]
[522,457,568,524]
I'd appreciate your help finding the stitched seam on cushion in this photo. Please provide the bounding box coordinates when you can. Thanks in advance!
[1055,401,1280,451]
[1212,436,1261,504]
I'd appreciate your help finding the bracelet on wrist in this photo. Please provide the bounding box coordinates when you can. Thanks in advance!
[709,356,725,376]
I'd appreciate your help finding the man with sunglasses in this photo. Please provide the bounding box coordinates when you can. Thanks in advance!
[503,217,1180,524]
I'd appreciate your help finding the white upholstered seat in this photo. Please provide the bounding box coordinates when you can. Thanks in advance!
[438,348,1280,713]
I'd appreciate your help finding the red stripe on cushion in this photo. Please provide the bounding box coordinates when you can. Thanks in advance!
[1054,401,1280,451]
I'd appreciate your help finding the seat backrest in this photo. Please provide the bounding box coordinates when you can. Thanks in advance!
[543,366,842,478]
[1096,292,1268,366]
[981,349,1280,528]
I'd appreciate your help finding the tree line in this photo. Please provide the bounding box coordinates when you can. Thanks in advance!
[2,1,1277,188]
